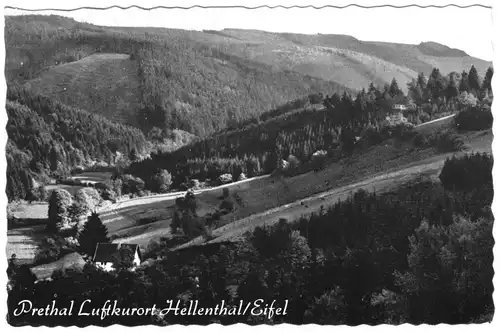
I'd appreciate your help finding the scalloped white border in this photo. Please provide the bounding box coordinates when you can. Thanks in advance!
[1,0,497,330]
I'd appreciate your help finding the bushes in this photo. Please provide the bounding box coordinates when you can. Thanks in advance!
[75,188,102,214]
[311,150,328,172]
[218,173,233,185]
[412,133,429,148]
[455,108,493,131]
[137,216,159,226]
[219,198,235,213]
[360,125,384,147]
[428,131,464,152]
[34,236,72,265]
[37,185,48,202]
[149,169,173,193]
[439,153,493,191]
[189,179,201,190]
[101,189,116,201]
[383,122,416,141]
[205,210,223,228]
[219,188,237,212]
[120,174,145,195]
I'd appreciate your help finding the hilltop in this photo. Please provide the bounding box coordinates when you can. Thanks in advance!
[5,15,491,137]
[204,29,490,91]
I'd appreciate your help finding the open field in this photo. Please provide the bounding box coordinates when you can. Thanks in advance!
[7,173,270,259]
[9,202,48,220]
[45,184,85,197]
[6,225,46,265]
[70,171,112,184]
[29,252,86,280]
[24,53,141,126]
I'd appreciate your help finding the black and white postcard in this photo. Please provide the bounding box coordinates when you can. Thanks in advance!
[2,0,497,327]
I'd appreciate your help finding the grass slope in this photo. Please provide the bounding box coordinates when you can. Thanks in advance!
[24,53,141,126]
[179,129,493,248]
[200,29,491,91]
[107,128,491,249]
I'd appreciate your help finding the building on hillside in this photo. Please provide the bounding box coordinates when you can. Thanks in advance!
[92,243,142,272]
[385,103,412,124]
[391,104,409,111]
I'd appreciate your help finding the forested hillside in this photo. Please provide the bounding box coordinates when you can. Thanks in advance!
[6,84,148,201]
[128,65,493,190]
[5,14,493,201]
[6,15,490,137]
[5,15,350,136]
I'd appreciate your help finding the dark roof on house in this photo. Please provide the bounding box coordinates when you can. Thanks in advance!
[93,243,140,263]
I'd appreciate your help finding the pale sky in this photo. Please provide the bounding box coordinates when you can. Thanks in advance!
[3,0,495,61]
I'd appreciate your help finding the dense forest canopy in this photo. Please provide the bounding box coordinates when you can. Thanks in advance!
[6,84,148,201]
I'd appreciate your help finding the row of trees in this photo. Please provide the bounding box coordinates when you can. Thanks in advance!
[407,66,493,106]
[7,153,493,325]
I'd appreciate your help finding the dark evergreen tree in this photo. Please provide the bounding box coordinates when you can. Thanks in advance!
[426,68,446,100]
[445,73,459,104]
[468,65,481,93]
[47,189,73,232]
[388,78,403,98]
[459,70,470,93]
[77,212,110,257]
[482,66,493,96]
[416,72,427,91]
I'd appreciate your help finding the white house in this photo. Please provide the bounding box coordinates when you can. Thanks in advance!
[385,103,410,124]
[92,243,142,272]
[391,104,408,111]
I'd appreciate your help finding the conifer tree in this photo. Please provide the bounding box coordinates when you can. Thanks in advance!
[77,211,110,258]
[416,72,427,91]
[482,66,493,96]
[445,73,459,104]
[426,68,445,100]
[389,78,403,98]
[47,189,73,232]
[459,71,470,93]
[468,65,481,93]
